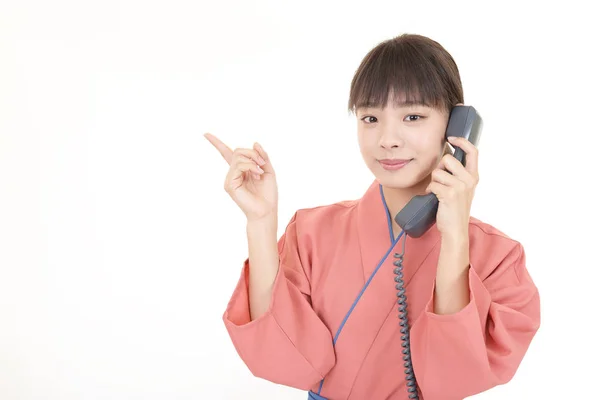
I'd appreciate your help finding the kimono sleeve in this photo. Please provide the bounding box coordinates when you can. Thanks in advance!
[222,212,336,390]
[410,239,541,399]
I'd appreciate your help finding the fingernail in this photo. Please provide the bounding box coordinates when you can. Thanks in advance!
[256,165,264,173]
[258,156,266,166]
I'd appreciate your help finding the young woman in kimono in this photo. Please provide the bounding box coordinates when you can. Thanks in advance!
[205,33,541,400]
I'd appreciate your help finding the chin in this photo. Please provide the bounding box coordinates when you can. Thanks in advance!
[375,175,418,190]
[371,162,431,190]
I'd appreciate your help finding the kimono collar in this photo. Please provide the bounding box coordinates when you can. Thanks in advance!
[356,179,441,287]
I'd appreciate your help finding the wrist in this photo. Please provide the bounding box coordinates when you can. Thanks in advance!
[441,229,469,246]
[439,231,470,275]
[247,213,278,233]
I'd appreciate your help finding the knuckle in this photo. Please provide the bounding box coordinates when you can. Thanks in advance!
[233,148,248,157]
[235,155,250,165]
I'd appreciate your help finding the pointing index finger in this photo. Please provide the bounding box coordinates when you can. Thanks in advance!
[204,133,233,164]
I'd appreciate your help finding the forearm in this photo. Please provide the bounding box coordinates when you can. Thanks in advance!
[224,212,336,387]
[433,233,471,315]
[246,214,280,320]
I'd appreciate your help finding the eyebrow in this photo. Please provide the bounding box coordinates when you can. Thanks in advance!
[356,100,430,111]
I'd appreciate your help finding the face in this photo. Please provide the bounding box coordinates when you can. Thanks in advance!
[356,97,450,191]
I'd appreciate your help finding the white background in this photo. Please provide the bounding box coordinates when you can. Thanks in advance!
[1,0,598,399]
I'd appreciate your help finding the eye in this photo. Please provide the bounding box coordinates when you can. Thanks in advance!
[360,116,377,124]
[360,114,424,124]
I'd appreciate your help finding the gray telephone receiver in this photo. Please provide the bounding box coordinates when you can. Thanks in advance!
[394,105,483,238]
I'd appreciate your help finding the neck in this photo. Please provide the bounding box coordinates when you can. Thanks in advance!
[381,175,431,233]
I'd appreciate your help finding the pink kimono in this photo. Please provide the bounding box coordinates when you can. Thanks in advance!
[222,180,541,399]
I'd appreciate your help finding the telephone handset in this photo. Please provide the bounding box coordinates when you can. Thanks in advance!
[394,105,483,238]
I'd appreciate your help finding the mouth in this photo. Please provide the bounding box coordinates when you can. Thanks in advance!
[378,158,412,170]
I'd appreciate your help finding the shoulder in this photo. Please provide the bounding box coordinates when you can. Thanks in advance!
[295,199,357,224]
[284,198,359,240]
[467,216,521,248]
[467,216,527,280]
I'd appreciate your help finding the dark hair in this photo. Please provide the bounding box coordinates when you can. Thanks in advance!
[347,33,464,116]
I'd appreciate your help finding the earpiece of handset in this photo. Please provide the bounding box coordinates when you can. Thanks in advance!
[394,193,439,238]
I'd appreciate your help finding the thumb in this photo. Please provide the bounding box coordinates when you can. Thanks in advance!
[253,142,274,173]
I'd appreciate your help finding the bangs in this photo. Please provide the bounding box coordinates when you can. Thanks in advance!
[348,36,461,114]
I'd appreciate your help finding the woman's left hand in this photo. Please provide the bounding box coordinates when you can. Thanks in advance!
[426,136,479,240]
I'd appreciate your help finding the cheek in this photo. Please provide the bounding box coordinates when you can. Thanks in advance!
[411,135,442,156]
[409,134,445,170]
[357,132,376,153]
[411,126,446,155]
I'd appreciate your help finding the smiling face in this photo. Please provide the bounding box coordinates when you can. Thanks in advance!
[347,34,464,193]
[356,92,450,191]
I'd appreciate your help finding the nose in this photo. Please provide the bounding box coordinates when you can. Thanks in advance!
[379,125,405,149]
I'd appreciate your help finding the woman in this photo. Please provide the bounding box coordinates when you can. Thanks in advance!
[205,33,540,400]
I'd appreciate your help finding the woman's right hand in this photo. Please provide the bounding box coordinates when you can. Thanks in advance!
[204,133,278,222]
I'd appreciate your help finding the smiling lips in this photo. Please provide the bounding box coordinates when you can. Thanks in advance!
[378,158,412,170]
